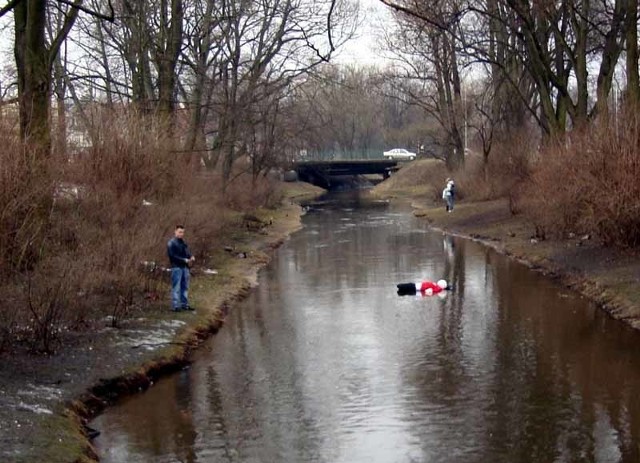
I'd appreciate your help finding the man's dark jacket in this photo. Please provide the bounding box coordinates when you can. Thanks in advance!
[167,237,192,268]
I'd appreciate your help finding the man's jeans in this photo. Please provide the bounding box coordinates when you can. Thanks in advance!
[171,267,190,310]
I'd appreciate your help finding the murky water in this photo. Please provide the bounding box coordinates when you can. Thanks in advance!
[92,194,640,462]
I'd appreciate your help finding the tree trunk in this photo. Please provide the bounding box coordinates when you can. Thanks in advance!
[13,0,83,157]
[15,0,51,158]
[593,0,625,117]
[49,5,68,158]
[576,0,589,122]
[95,21,114,105]
[124,0,153,112]
[185,0,216,152]
[625,0,639,104]
[53,56,67,158]
[156,0,184,135]
[447,37,464,170]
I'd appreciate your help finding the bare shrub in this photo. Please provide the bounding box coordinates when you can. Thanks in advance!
[23,262,73,353]
[225,170,284,211]
[79,110,187,200]
[154,175,233,263]
[523,109,640,246]
[62,112,199,326]
[0,291,18,351]
[0,125,56,275]
[0,123,65,351]
[457,130,536,210]
[0,108,288,352]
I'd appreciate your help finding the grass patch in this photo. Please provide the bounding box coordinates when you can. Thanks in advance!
[371,159,447,200]
[281,182,326,201]
[14,412,95,463]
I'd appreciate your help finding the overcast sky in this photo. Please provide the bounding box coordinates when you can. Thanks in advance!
[0,0,396,94]
[334,0,395,67]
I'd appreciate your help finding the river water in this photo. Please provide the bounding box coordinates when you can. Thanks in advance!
[92,194,640,463]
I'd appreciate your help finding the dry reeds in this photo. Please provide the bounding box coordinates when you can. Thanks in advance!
[523,108,640,246]
[0,109,282,353]
[457,129,537,210]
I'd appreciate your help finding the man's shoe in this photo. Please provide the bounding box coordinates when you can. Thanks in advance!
[183,305,195,311]
[172,307,183,312]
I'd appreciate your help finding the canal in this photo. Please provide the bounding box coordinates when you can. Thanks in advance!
[92,193,640,462]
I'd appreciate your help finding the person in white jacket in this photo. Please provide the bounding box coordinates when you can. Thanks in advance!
[442,179,455,212]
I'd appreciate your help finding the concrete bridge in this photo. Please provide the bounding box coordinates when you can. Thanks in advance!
[293,159,400,189]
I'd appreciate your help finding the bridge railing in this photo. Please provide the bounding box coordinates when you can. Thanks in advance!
[296,149,384,162]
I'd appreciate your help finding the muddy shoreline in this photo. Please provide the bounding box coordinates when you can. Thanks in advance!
[0,183,324,463]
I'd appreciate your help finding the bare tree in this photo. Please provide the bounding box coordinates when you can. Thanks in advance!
[379,0,632,137]
[1,0,114,156]
[200,0,355,191]
[153,0,183,128]
[286,66,383,158]
[470,80,498,175]
[180,0,224,152]
[381,5,466,169]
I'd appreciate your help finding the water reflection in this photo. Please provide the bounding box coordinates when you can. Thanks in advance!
[93,194,640,462]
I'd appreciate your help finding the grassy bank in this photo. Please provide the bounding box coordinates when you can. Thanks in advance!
[372,160,640,329]
[0,181,323,463]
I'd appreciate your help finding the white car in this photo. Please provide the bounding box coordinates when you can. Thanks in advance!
[383,148,416,161]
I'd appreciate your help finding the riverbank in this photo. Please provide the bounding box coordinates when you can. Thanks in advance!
[371,161,640,330]
[0,181,324,463]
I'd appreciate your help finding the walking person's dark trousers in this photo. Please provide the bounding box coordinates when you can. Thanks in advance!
[446,196,454,212]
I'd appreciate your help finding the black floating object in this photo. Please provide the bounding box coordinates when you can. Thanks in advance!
[396,282,417,296]
[84,425,101,440]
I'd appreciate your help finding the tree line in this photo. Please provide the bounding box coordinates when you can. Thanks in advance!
[380,0,639,169]
[0,0,358,184]
[0,1,638,171]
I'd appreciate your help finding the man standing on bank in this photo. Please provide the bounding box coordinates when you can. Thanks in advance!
[167,225,195,312]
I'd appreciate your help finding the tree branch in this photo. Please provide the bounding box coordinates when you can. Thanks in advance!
[0,97,19,106]
[0,0,22,18]
[49,0,83,69]
[56,0,115,22]
[326,0,336,54]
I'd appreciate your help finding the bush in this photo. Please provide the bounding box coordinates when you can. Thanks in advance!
[523,109,640,246]
[0,121,56,275]
[0,110,285,353]
[457,129,536,211]
[225,170,284,210]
